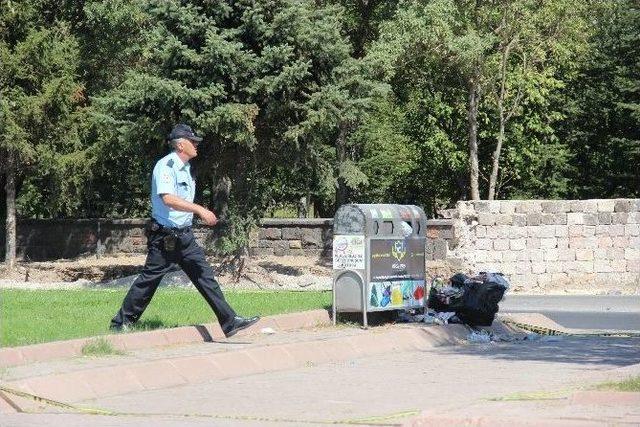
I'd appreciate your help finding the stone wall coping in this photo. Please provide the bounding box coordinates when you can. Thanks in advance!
[427,219,455,226]
[260,218,334,226]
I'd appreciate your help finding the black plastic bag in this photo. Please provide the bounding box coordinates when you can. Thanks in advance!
[428,272,510,326]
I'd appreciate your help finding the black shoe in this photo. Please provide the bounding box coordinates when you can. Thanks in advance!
[224,316,260,338]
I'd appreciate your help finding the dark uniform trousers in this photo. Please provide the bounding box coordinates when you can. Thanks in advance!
[111,227,236,333]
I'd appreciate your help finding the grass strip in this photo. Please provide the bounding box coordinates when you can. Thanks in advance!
[0,288,331,347]
[595,376,640,392]
[81,337,126,356]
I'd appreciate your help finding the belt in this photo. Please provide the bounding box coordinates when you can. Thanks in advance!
[151,220,192,234]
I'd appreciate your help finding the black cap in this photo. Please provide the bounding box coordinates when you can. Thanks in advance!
[168,124,203,142]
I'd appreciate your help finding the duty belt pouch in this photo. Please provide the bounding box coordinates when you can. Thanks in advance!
[145,219,160,238]
[163,233,177,252]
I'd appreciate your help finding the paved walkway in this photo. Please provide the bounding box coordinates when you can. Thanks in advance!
[2,315,639,426]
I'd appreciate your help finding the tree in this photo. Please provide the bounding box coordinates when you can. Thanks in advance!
[559,0,640,198]
[93,0,376,250]
[0,4,83,267]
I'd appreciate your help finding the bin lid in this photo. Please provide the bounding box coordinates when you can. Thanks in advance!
[333,204,427,236]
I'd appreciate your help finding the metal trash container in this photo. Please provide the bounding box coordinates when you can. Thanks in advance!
[332,204,427,327]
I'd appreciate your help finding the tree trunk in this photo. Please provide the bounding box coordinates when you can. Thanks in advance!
[488,116,505,200]
[5,148,16,269]
[467,75,481,200]
[212,175,232,220]
[335,122,349,211]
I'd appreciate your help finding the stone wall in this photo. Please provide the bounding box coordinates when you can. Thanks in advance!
[448,199,640,292]
[1,199,638,292]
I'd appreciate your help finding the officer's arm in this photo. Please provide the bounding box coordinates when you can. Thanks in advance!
[161,194,218,226]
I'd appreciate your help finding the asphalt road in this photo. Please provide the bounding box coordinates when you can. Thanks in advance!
[501,295,640,331]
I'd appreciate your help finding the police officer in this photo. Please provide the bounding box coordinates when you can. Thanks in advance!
[110,124,259,337]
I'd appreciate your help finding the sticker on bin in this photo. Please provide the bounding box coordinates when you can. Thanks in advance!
[333,235,365,270]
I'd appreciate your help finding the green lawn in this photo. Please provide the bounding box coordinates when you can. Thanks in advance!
[0,289,331,347]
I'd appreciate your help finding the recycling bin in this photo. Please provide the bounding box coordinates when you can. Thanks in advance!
[332,204,427,327]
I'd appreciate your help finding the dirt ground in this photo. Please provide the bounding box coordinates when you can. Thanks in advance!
[0,255,636,294]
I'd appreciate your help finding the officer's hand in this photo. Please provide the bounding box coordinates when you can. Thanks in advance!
[199,208,218,226]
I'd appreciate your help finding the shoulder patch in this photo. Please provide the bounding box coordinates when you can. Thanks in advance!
[166,159,174,168]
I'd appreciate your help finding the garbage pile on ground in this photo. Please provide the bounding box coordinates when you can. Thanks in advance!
[426,272,510,327]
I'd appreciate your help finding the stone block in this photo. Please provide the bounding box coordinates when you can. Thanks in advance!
[486,226,498,238]
[527,249,544,262]
[527,213,543,226]
[625,224,640,236]
[555,226,568,237]
[594,259,614,273]
[583,213,598,226]
[258,240,275,248]
[496,225,511,238]
[433,240,448,259]
[610,224,625,236]
[488,201,501,213]
[531,262,546,274]
[288,240,302,249]
[540,238,557,249]
[512,214,527,227]
[510,238,526,251]
[474,201,491,213]
[582,200,599,212]
[569,201,584,212]
[598,212,612,225]
[627,260,640,272]
[259,228,282,240]
[606,248,625,260]
[273,241,289,256]
[612,212,629,224]
[613,236,629,248]
[597,200,616,212]
[567,212,584,225]
[630,236,640,247]
[611,259,627,272]
[624,248,640,260]
[551,272,570,284]
[475,225,487,238]
[597,236,614,248]
[614,199,633,212]
[541,201,570,213]
[544,249,559,261]
[576,249,594,261]
[474,250,490,263]
[475,238,493,250]
[546,262,564,273]
[557,238,569,249]
[502,251,519,262]
[568,225,584,237]
[493,239,510,251]
[633,200,640,211]
[526,237,541,249]
[282,228,302,240]
[515,201,542,213]
[558,249,576,261]
[250,247,274,257]
[495,214,513,225]
[301,229,322,247]
[584,226,596,236]
[628,212,640,224]
[575,261,594,273]
[516,261,532,273]
[500,202,517,214]
[478,213,496,226]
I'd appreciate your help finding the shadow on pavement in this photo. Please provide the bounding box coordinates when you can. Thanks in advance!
[438,336,640,367]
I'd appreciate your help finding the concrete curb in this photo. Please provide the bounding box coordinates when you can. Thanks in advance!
[0,309,331,368]
[1,324,470,412]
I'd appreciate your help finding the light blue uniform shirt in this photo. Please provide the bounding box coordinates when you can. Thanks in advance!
[151,152,196,228]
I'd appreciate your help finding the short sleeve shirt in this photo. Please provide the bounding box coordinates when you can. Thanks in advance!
[151,152,196,228]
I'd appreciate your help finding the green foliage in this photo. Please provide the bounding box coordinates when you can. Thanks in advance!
[2,0,639,248]
[81,337,126,356]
